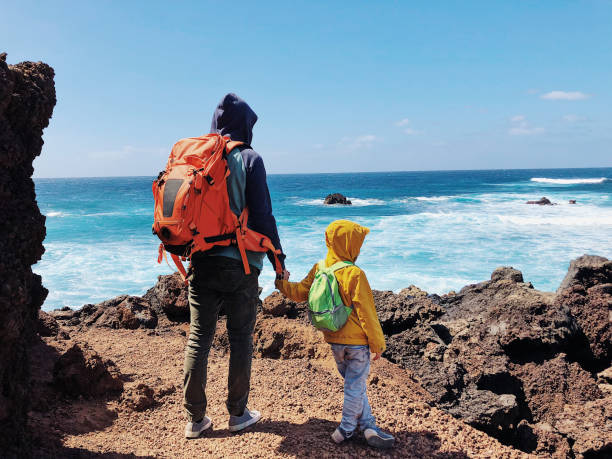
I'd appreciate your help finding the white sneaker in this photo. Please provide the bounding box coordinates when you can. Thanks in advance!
[228,408,261,432]
[185,416,212,439]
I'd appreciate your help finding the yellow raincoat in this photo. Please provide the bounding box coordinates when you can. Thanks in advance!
[275,220,386,353]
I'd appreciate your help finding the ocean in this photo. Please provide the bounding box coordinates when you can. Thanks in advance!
[34,168,612,311]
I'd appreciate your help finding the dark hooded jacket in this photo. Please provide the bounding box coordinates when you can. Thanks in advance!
[210,93,285,270]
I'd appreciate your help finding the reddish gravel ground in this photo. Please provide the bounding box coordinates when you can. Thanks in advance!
[30,318,530,458]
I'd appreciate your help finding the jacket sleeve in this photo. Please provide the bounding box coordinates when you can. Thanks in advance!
[350,271,386,354]
[243,150,286,270]
[275,264,318,302]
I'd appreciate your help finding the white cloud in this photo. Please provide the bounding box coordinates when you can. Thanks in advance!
[540,91,590,100]
[508,115,544,136]
[395,118,411,127]
[395,118,419,135]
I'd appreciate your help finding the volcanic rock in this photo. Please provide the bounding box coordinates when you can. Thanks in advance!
[76,295,157,329]
[378,260,611,457]
[121,383,155,411]
[261,291,307,319]
[555,255,612,367]
[38,310,60,337]
[526,197,554,205]
[0,53,56,454]
[52,343,123,398]
[143,272,189,321]
[324,193,352,205]
[569,199,576,204]
[553,398,612,458]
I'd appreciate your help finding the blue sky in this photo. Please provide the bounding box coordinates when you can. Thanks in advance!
[3,1,611,177]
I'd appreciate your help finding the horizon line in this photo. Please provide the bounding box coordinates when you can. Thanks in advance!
[33,165,612,180]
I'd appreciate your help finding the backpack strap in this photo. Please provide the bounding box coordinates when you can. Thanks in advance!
[330,261,354,272]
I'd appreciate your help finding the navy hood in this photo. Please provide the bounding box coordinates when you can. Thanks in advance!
[210,93,257,145]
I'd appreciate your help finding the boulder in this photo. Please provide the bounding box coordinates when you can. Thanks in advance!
[324,193,352,205]
[557,254,612,292]
[373,290,444,336]
[555,255,612,367]
[569,200,576,204]
[526,197,554,205]
[37,310,60,337]
[143,272,189,321]
[261,291,307,319]
[52,343,123,397]
[80,296,157,330]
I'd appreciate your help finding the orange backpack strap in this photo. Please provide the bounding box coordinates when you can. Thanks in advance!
[157,243,189,284]
[225,140,243,154]
[237,209,283,275]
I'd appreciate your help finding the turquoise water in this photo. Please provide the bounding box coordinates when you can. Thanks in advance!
[35,168,612,310]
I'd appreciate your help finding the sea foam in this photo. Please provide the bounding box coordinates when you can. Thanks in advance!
[530,177,608,185]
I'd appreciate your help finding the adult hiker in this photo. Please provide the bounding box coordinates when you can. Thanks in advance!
[182,93,288,438]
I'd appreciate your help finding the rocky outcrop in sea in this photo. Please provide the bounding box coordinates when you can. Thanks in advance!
[0,52,56,456]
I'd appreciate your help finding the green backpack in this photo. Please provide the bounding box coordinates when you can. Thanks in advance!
[307,260,354,332]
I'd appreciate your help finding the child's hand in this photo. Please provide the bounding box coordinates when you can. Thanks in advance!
[276,269,290,281]
[372,352,382,361]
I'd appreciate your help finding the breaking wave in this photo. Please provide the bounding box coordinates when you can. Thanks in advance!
[530,177,608,185]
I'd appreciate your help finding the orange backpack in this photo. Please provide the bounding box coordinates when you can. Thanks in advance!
[152,134,283,282]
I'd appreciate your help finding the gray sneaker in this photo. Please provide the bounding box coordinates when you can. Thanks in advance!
[185,416,212,439]
[364,426,395,449]
[228,408,261,432]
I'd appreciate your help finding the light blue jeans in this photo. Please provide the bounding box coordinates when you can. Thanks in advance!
[331,344,377,433]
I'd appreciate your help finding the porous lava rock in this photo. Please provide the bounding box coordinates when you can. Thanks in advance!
[555,255,612,368]
[261,290,307,319]
[377,261,611,456]
[121,383,155,412]
[37,310,60,337]
[64,295,157,329]
[0,53,56,455]
[324,193,352,205]
[143,272,189,321]
[52,343,123,398]
[526,197,554,205]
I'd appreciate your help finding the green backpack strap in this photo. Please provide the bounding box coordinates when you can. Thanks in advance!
[317,260,354,272]
[329,260,354,272]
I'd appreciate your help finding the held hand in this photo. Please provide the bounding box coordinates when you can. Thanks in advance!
[280,269,290,280]
[372,352,382,361]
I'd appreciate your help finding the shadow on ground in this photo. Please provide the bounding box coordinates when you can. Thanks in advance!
[200,417,469,458]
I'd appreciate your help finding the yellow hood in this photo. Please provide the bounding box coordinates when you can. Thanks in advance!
[324,220,370,266]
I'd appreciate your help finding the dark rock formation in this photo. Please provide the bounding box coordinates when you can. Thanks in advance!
[37,310,60,337]
[324,193,352,205]
[569,200,576,204]
[373,259,612,457]
[0,53,56,455]
[556,255,612,369]
[526,197,554,205]
[143,272,189,321]
[54,295,158,330]
[52,343,123,398]
[261,291,307,320]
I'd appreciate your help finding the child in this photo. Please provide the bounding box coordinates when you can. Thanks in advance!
[275,220,395,449]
